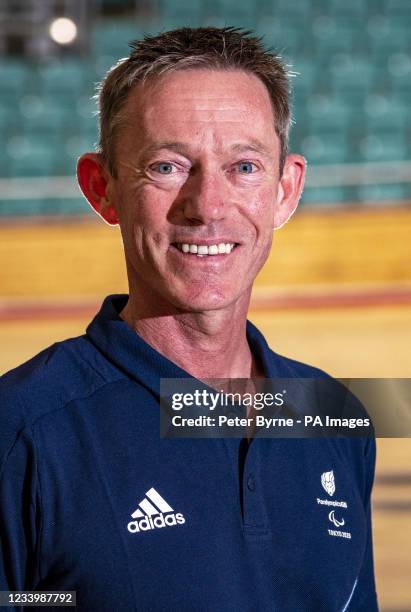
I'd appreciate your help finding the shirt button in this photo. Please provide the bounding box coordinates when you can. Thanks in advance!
[247,475,255,491]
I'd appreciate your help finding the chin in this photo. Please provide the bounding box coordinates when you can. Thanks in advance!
[170,288,244,313]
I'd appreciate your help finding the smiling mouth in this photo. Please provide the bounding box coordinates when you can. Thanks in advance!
[172,242,238,257]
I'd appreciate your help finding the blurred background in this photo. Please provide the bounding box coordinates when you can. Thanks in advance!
[0,0,410,609]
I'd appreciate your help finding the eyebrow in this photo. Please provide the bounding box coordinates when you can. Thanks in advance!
[142,139,273,158]
[229,141,273,156]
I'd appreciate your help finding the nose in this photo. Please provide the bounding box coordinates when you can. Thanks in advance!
[180,167,228,225]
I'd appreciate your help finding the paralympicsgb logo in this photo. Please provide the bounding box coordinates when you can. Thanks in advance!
[321,470,336,496]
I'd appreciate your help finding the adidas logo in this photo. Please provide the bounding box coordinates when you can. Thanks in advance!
[127,487,185,534]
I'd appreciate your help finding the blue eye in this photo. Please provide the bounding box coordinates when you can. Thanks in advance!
[156,163,173,174]
[237,161,255,174]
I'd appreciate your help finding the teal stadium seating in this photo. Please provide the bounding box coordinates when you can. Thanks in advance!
[6,134,57,176]
[386,0,411,16]
[0,61,32,95]
[159,0,204,27]
[37,61,87,93]
[326,0,370,18]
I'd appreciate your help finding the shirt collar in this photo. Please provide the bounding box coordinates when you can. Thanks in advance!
[86,294,278,396]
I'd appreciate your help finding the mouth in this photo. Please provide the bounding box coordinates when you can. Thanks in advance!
[171,242,239,257]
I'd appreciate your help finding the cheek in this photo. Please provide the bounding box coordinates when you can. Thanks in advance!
[258,184,277,217]
[240,187,276,236]
[261,187,277,232]
[121,186,170,245]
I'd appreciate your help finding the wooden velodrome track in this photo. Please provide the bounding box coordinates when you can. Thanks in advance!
[1,205,410,611]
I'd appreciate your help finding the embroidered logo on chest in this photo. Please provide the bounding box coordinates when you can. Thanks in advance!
[127,487,185,534]
[317,470,351,540]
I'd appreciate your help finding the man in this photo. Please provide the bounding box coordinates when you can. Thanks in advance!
[0,27,377,610]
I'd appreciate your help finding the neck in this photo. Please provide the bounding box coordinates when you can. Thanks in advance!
[120,291,260,379]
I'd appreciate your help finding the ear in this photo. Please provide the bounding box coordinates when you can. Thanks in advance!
[273,154,306,229]
[77,153,119,225]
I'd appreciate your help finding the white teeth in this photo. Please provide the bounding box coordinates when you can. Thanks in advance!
[178,243,235,255]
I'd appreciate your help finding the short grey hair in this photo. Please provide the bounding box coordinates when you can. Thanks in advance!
[96,26,293,176]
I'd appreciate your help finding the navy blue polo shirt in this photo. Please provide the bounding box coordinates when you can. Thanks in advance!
[0,295,378,611]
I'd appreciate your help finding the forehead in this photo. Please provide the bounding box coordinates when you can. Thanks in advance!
[119,68,278,153]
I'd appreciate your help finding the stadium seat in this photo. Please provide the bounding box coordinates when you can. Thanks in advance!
[37,61,88,93]
[359,131,407,162]
[0,147,12,176]
[386,0,411,16]
[301,186,352,205]
[329,56,377,93]
[0,61,32,94]
[262,0,311,20]
[301,132,349,164]
[6,135,58,177]
[292,59,318,90]
[312,17,367,54]
[218,0,257,25]
[0,198,92,218]
[258,19,309,55]
[18,94,78,131]
[61,133,97,174]
[368,16,411,53]
[0,199,50,217]
[159,0,203,25]
[93,22,143,57]
[357,183,409,202]
[364,93,409,132]
[325,0,369,18]
[304,93,357,131]
[93,24,124,56]
[388,53,411,93]
[0,125,92,203]
[0,93,21,131]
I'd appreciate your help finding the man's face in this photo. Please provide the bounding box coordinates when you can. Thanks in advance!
[104,69,300,313]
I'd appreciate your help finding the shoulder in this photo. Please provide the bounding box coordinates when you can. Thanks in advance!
[0,335,120,462]
[267,350,376,494]
[261,343,375,479]
[1,335,104,409]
